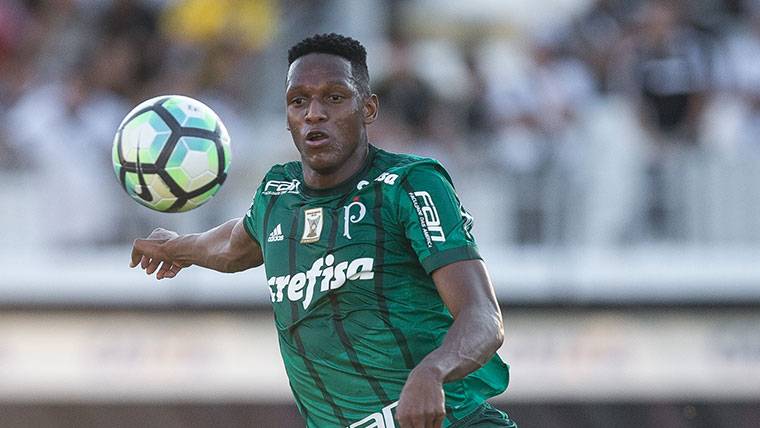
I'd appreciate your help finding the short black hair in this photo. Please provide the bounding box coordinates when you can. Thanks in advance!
[287,33,370,97]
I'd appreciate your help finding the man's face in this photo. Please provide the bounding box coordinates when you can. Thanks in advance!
[286,53,376,175]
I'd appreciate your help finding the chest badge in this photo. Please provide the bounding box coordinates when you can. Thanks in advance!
[301,207,324,243]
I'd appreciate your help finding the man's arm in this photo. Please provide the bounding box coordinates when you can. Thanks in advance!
[396,259,504,428]
[130,217,264,279]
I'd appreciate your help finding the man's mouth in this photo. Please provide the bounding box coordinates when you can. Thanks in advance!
[305,130,329,143]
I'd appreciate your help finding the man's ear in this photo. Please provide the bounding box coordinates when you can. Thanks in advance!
[363,94,379,124]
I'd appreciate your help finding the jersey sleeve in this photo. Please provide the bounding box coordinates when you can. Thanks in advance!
[242,182,264,245]
[396,163,480,274]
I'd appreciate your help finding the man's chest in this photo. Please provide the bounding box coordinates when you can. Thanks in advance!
[259,194,398,311]
[260,194,384,259]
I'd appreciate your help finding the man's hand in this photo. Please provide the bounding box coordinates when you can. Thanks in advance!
[396,365,446,428]
[130,228,189,279]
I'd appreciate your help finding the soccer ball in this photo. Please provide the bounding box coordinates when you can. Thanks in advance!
[112,95,231,212]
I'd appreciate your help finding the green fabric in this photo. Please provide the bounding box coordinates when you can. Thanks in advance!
[450,403,518,427]
[244,145,510,428]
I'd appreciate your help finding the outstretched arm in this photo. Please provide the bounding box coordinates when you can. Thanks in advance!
[396,259,504,428]
[130,217,264,279]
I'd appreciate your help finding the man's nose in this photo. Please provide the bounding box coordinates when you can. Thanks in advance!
[304,99,327,123]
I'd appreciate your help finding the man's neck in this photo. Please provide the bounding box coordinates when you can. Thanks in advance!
[303,145,369,190]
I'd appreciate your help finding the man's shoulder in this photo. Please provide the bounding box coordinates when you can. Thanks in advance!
[263,160,301,178]
[372,146,452,185]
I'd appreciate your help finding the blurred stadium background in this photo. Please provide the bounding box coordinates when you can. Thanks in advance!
[2,0,760,427]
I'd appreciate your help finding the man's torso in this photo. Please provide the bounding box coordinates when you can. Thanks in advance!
[244,146,509,427]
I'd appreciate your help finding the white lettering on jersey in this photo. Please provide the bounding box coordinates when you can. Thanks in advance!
[408,191,431,247]
[347,401,398,428]
[267,256,374,309]
[375,172,398,185]
[263,179,301,195]
[357,180,370,190]
[343,201,366,239]
[267,224,284,242]
[411,191,446,243]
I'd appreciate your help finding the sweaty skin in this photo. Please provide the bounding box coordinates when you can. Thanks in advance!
[130,53,505,428]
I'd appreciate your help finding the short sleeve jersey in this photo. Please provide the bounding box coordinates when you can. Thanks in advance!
[243,145,509,428]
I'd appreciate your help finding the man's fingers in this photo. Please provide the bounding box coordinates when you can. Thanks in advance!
[423,413,440,428]
[156,261,173,279]
[145,258,162,275]
[132,239,162,267]
[399,408,445,428]
[157,262,184,280]
[131,237,179,279]
[167,263,184,278]
[130,241,145,268]
[398,414,423,428]
[412,415,426,428]
[431,414,444,428]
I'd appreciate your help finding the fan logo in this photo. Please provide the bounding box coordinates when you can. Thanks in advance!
[409,191,446,246]
[263,179,301,195]
[267,255,374,309]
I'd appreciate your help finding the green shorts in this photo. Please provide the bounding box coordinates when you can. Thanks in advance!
[449,402,518,427]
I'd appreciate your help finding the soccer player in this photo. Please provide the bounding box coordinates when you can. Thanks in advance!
[130,33,517,428]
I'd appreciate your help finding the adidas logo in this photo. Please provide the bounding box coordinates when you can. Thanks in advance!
[268,224,284,242]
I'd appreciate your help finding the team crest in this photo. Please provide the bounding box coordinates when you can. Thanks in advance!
[343,201,366,240]
[301,207,323,243]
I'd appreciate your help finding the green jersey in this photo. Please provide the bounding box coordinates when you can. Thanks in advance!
[243,145,509,428]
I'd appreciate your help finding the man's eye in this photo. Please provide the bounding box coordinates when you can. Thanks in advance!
[328,95,344,102]
[290,98,305,106]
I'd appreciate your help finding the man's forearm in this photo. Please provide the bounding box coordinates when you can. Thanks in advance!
[166,218,250,273]
[413,308,504,383]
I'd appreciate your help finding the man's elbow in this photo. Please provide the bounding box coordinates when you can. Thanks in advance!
[491,316,505,353]
[494,322,505,350]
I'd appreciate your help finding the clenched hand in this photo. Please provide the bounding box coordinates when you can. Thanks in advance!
[130,227,189,279]
[396,366,446,428]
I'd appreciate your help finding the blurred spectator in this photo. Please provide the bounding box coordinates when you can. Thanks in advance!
[609,0,711,142]
[0,0,24,71]
[372,37,438,153]
[485,35,597,243]
[461,44,497,140]
[702,0,760,155]
[0,0,28,169]
[160,0,277,51]
[568,0,640,91]
[605,1,715,239]
[99,0,158,40]
[2,0,760,249]
[97,0,164,103]
[157,0,279,113]
[5,38,133,247]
